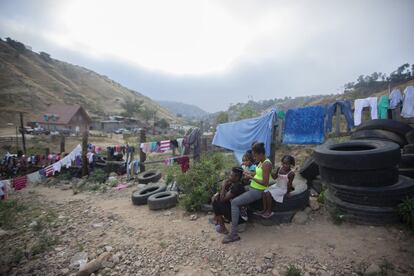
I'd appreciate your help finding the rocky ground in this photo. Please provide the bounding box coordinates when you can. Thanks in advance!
[0,180,413,276]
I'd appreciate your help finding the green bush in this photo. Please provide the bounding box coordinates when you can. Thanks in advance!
[174,153,225,212]
[285,264,301,276]
[317,190,325,204]
[87,169,107,184]
[397,197,414,228]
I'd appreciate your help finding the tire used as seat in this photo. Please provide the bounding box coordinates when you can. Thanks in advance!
[313,140,400,170]
[131,184,167,205]
[137,169,162,184]
[148,191,178,210]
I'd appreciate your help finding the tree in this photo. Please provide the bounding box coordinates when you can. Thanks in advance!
[155,118,169,129]
[237,106,259,120]
[141,107,156,124]
[120,98,143,117]
[216,112,229,125]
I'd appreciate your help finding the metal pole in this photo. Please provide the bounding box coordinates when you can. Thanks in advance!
[19,112,26,154]
[82,131,89,176]
[139,129,146,172]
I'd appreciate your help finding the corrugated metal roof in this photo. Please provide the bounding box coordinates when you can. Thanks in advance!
[36,104,90,125]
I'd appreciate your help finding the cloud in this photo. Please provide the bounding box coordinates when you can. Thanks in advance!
[0,0,414,112]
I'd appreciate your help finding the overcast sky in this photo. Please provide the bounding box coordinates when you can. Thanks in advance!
[1,0,413,112]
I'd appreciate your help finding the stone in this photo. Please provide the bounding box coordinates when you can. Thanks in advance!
[111,255,120,264]
[92,223,104,228]
[29,221,38,228]
[292,211,308,224]
[190,215,198,221]
[365,263,381,275]
[264,253,273,260]
[163,211,173,216]
[0,229,8,237]
[60,268,70,274]
[105,246,113,252]
[309,197,320,211]
[304,207,312,214]
[318,270,331,276]
[70,251,88,268]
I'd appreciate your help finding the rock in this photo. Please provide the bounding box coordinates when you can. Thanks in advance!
[61,184,72,190]
[29,221,38,228]
[70,252,88,268]
[0,229,8,237]
[292,211,308,224]
[92,223,104,228]
[77,252,111,276]
[190,215,198,221]
[109,172,118,178]
[136,184,146,190]
[163,211,173,216]
[271,268,280,276]
[111,254,120,264]
[304,207,312,214]
[61,268,70,274]
[309,197,320,211]
[264,253,273,260]
[318,270,331,276]
[105,246,113,252]
[365,263,381,275]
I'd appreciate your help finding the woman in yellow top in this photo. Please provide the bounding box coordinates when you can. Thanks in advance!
[222,142,272,244]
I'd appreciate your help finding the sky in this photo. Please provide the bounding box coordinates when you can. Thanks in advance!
[1,0,413,112]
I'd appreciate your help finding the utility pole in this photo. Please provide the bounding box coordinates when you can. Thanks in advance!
[82,130,89,177]
[19,112,26,155]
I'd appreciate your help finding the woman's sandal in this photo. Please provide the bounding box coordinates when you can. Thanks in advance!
[260,212,275,219]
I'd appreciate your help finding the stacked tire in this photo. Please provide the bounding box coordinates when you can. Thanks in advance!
[351,119,414,180]
[131,182,178,210]
[400,130,414,179]
[299,156,322,193]
[314,139,414,225]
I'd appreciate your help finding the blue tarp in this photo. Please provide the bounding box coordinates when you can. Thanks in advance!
[283,106,326,144]
[212,110,277,163]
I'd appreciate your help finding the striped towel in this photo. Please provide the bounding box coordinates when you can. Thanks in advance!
[158,140,171,152]
[45,165,54,177]
[12,175,27,191]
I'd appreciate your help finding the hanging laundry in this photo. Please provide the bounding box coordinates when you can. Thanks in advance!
[52,161,62,173]
[354,97,378,126]
[213,110,277,163]
[283,106,326,144]
[0,180,10,199]
[377,95,389,119]
[27,171,42,184]
[401,86,414,118]
[325,100,354,133]
[12,175,27,191]
[176,156,190,172]
[389,89,403,109]
[277,110,286,120]
[44,165,54,177]
[158,140,171,152]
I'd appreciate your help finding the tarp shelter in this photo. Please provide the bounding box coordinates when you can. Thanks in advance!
[212,109,277,163]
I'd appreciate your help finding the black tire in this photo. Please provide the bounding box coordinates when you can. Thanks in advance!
[251,211,296,226]
[403,144,414,154]
[299,156,319,180]
[319,166,399,187]
[250,179,309,212]
[137,170,162,184]
[350,129,407,147]
[314,140,400,170]
[406,130,414,144]
[399,168,414,179]
[328,176,414,207]
[147,191,178,210]
[355,119,413,137]
[324,190,400,225]
[399,154,414,168]
[308,177,324,194]
[131,184,167,205]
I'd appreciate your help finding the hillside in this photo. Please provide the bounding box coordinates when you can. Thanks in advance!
[157,100,209,120]
[0,38,179,126]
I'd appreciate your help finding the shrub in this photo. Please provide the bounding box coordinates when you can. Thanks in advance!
[397,197,414,228]
[317,190,325,204]
[285,264,301,276]
[174,153,225,212]
[87,169,107,184]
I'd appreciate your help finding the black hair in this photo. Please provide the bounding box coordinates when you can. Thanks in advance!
[242,150,254,162]
[252,142,265,155]
[281,155,295,166]
[231,167,243,180]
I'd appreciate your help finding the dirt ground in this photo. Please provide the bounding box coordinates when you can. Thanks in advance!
[1,183,413,276]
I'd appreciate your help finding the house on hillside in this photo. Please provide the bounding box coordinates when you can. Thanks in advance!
[36,104,91,133]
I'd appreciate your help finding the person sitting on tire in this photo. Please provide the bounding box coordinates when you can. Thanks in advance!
[222,142,273,244]
[256,155,296,219]
[212,167,246,234]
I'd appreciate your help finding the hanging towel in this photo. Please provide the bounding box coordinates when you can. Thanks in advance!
[27,171,42,184]
[401,86,414,118]
[354,97,378,126]
[212,109,277,163]
[12,175,27,191]
[378,95,389,119]
[283,106,326,144]
[158,140,171,152]
[389,89,403,109]
[45,165,54,177]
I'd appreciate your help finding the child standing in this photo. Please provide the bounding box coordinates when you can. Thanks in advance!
[258,155,295,219]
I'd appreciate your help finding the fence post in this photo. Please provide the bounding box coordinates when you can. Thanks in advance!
[82,131,88,177]
[19,112,26,155]
[139,129,146,172]
[269,116,278,166]
[60,135,65,153]
[335,104,341,137]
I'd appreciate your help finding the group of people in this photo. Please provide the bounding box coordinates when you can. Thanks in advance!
[211,142,296,244]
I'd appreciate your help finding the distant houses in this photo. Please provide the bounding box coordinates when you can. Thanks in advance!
[35,104,91,132]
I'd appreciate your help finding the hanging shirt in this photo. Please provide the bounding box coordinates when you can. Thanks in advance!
[389,89,403,109]
[354,97,378,126]
[401,86,414,118]
[377,95,389,119]
[158,140,171,152]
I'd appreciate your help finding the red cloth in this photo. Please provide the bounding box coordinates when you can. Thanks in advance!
[176,156,190,172]
[45,165,54,177]
[12,175,27,191]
